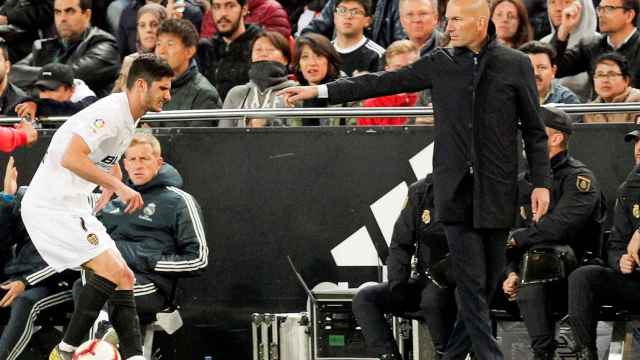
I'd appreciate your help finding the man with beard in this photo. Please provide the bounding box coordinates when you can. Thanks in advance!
[197,0,262,101]
[9,0,120,98]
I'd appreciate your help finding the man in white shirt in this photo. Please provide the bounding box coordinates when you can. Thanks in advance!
[21,53,174,360]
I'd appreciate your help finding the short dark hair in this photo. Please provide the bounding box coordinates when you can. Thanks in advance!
[79,0,92,11]
[518,40,557,66]
[157,19,199,48]
[336,0,373,16]
[126,53,174,90]
[294,33,342,84]
[594,52,631,79]
[623,0,639,25]
[251,31,292,64]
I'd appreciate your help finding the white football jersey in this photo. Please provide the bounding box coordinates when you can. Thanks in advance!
[23,93,138,214]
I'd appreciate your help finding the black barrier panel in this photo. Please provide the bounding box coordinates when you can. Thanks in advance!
[1,123,636,359]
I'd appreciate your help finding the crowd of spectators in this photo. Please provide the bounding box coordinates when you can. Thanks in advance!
[0,0,638,127]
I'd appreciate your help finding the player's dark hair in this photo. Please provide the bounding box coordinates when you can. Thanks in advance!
[158,19,199,48]
[126,54,174,90]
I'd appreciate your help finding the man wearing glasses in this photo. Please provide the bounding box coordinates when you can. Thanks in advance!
[550,0,640,90]
[331,0,385,76]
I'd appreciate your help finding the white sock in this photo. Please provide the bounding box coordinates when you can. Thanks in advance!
[127,356,145,360]
[58,341,77,353]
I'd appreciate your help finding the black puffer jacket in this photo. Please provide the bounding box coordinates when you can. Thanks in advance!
[99,164,208,298]
[10,27,120,98]
[197,24,262,101]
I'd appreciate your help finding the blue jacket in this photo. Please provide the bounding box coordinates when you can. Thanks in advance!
[543,81,581,105]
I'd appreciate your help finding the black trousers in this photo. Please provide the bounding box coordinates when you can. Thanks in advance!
[568,265,640,349]
[517,281,567,354]
[351,280,456,356]
[0,285,72,360]
[442,222,508,360]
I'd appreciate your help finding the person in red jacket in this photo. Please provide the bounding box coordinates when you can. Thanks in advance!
[357,40,420,126]
[0,121,37,153]
[200,0,292,38]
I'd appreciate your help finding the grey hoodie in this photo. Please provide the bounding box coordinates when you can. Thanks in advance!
[219,79,298,128]
[541,0,598,101]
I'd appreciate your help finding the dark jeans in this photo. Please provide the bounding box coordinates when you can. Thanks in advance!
[0,286,73,360]
[517,281,567,354]
[352,280,456,356]
[442,222,508,360]
[568,265,640,349]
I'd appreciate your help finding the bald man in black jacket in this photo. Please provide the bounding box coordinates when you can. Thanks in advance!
[281,0,551,358]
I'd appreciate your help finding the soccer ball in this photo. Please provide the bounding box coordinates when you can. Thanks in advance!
[72,339,121,360]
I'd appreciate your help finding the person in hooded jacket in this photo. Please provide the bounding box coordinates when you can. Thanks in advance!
[78,133,208,329]
[540,0,597,101]
[220,31,297,128]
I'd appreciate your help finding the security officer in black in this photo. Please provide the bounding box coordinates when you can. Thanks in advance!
[352,174,456,360]
[501,105,605,360]
[565,129,640,360]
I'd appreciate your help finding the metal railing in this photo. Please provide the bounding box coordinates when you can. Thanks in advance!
[0,102,639,124]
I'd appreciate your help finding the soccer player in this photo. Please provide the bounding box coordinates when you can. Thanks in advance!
[20,54,174,360]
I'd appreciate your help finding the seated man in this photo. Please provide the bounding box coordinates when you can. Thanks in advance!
[0,158,77,360]
[565,129,640,360]
[14,63,97,121]
[79,133,208,336]
[502,105,605,360]
[352,174,456,360]
[10,0,120,98]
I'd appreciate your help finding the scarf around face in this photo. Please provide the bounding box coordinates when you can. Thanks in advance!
[248,60,289,91]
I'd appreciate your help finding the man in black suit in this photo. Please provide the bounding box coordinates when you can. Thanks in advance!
[280,0,551,358]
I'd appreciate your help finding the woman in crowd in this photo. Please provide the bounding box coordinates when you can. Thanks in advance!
[137,4,168,54]
[117,0,198,59]
[291,33,354,126]
[112,4,169,93]
[584,53,640,123]
[490,0,533,48]
[220,31,297,128]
